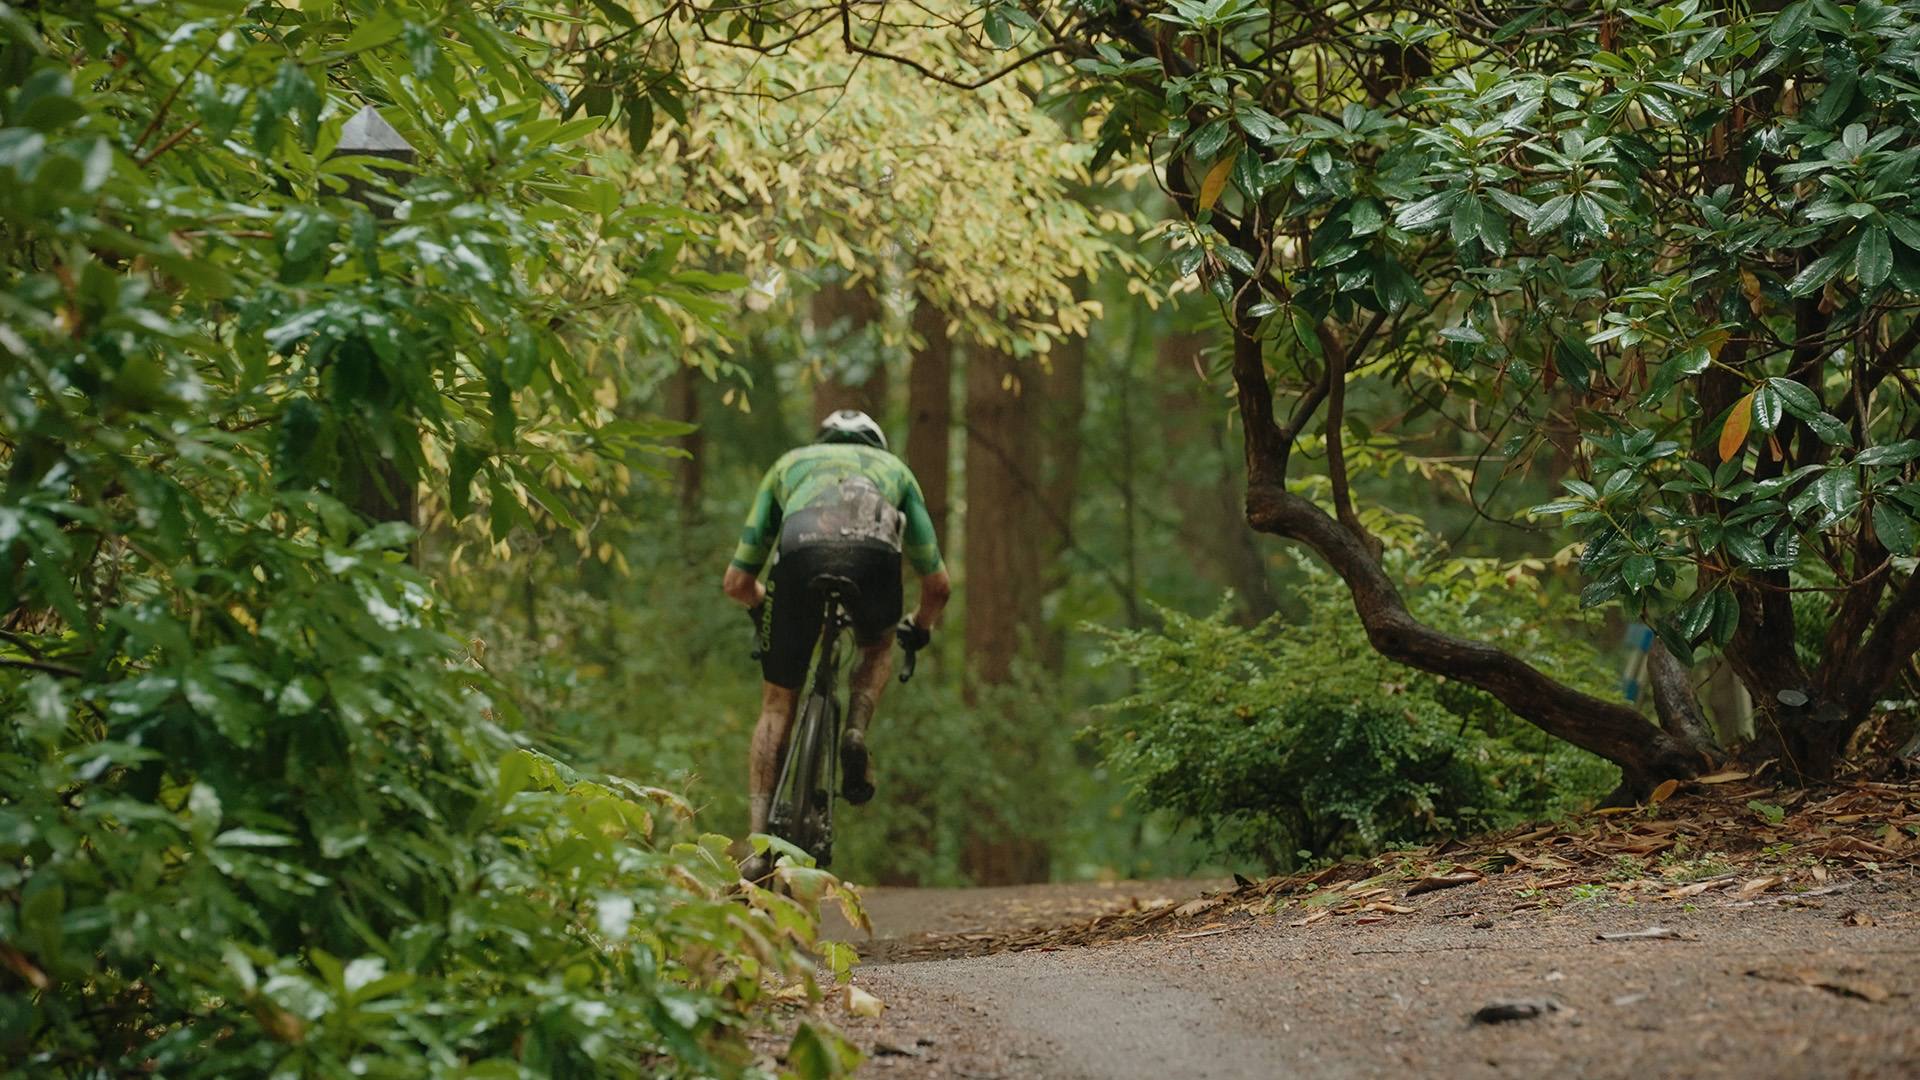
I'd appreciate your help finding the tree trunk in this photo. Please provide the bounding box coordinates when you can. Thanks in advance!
[1649,643,1718,758]
[907,294,953,550]
[1726,569,1920,781]
[961,340,1050,884]
[1035,321,1088,671]
[1209,427,1282,624]
[963,342,1043,689]
[348,454,416,532]
[811,280,888,423]
[667,364,704,521]
[1159,330,1281,623]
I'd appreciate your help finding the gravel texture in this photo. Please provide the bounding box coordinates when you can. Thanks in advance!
[831,878,1920,1079]
[777,777,1920,1078]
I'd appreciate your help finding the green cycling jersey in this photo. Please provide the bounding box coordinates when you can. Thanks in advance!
[729,443,945,577]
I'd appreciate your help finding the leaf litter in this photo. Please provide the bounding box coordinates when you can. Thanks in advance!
[875,771,1920,961]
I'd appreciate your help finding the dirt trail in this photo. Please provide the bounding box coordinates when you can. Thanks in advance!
[789,776,1920,1078]
[818,879,1229,959]
[815,874,1920,1079]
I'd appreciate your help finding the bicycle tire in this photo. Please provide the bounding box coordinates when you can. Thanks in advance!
[772,688,837,866]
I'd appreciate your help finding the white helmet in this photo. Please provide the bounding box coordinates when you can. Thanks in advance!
[817,409,887,450]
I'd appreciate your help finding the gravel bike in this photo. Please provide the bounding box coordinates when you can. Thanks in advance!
[762,574,918,869]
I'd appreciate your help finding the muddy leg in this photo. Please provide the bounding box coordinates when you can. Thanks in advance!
[842,638,894,804]
[748,682,800,834]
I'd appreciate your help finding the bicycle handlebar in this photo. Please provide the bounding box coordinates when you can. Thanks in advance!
[747,598,924,682]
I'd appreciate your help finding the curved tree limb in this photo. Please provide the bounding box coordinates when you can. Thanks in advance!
[1243,481,1706,795]
[1231,294,1291,489]
[1313,318,1382,560]
[1649,643,1718,758]
[1231,312,1703,797]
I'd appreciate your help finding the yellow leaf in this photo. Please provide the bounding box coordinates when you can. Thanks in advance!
[1648,778,1680,804]
[843,985,884,1018]
[1719,391,1755,463]
[1740,269,1766,314]
[1199,153,1237,211]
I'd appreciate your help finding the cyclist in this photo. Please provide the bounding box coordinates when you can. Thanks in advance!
[722,409,950,880]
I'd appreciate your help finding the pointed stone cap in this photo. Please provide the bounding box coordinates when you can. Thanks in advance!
[337,105,415,158]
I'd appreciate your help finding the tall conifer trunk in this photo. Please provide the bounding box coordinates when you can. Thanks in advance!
[907,293,952,549]
[963,342,1042,687]
[960,341,1049,884]
[667,365,703,521]
[1036,322,1087,670]
[810,280,888,423]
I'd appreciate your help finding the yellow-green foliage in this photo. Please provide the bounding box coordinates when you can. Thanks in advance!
[593,0,1146,353]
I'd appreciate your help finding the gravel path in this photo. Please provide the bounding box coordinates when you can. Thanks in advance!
[818,875,1920,1079]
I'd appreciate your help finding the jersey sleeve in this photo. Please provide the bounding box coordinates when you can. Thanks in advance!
[898,474,946,576]
[729,464,784,574]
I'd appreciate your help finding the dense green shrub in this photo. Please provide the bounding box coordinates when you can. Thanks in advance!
[1090,573,1619,873]
[0,3,849,1076]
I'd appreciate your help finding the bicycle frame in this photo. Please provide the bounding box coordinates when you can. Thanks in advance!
[761,587,922,870]
[766,599,850,866]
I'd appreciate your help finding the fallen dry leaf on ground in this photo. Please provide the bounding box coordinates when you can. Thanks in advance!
[1596,927,1684,941]
[844,985,885,1018]
[870,772,1920,962]
[1747,966,1894,1003]
[1406,871,1483,896]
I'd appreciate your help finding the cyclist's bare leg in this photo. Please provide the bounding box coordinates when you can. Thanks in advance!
[747,682,799,834]
[840,637,893,805]
[847,638,894,736]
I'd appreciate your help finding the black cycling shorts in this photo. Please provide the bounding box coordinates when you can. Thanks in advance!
[759,539,902,689]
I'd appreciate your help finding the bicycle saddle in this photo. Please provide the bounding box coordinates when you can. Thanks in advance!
[806,573,863,600]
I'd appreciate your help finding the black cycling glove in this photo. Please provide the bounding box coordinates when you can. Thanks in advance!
[747,601,768,659]
[896,618,931,652]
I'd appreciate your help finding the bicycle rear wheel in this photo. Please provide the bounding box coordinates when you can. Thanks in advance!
[768,688,837,867]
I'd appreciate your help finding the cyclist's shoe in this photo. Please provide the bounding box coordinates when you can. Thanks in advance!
[840,728,877,805]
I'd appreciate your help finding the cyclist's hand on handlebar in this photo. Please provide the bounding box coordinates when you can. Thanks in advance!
[895,618,930,653]
[747,602,768,660]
